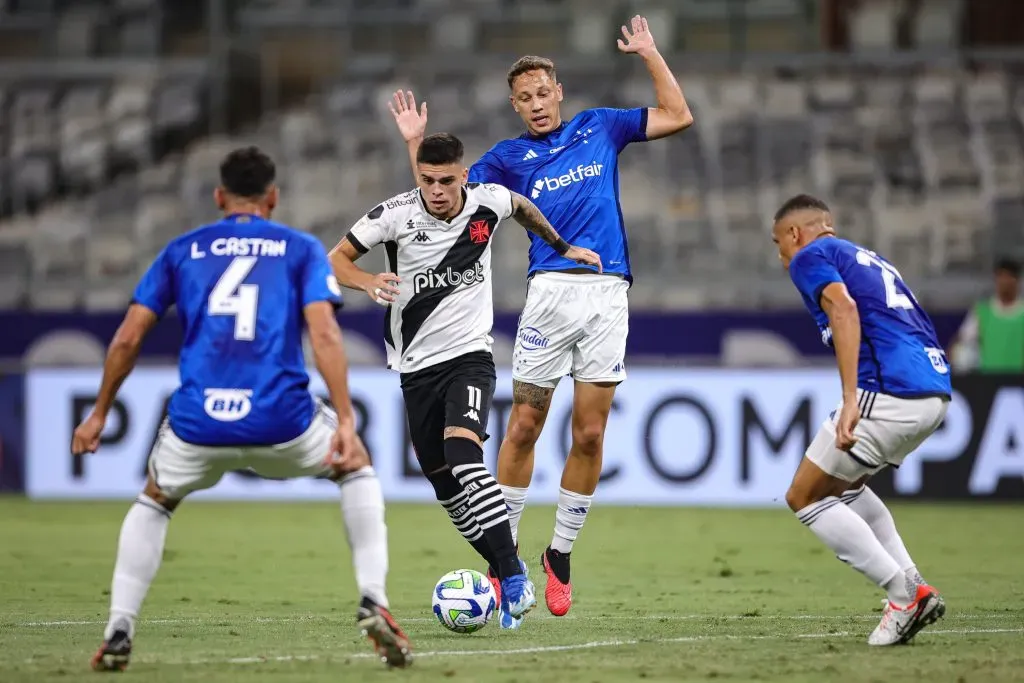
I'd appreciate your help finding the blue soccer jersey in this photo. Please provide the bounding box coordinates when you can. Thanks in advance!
[788,237,951,398]
[469,108,648,281]
[132,214,343,446]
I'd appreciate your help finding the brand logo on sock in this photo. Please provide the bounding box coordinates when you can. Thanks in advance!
[565,506,589,515]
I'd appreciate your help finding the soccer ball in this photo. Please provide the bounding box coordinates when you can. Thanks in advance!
[431,569,497,633]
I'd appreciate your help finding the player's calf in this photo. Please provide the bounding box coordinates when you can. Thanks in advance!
[539,381,614,616]
[445,431,522,581]
[92,486,173,672]
[789,456,923,618]
[426,466,501,573]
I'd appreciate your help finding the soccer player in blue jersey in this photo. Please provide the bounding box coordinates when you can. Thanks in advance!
[72,147,411,671]
[773,195,950,646]
[388,15,693,615]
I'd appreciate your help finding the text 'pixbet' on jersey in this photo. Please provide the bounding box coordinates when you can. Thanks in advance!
[470,107,649,281]
[412,262,486,294]
[133,214,343,446]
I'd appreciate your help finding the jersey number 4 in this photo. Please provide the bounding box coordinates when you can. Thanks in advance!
[855,249,914,310]
[209,256,259,340]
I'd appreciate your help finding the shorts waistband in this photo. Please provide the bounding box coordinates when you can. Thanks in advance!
[530,270,625,285]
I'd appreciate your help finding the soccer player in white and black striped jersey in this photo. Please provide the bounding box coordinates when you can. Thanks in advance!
[329,133,600,629]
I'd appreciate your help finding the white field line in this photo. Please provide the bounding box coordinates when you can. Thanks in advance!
[128,627,1023,666]
[14,612,1018,628]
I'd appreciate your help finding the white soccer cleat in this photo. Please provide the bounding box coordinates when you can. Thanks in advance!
[868,585,946,646]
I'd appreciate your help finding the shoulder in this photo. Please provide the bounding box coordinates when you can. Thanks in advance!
[468,181,511,196]
[468,181,514,209]
[798,237,841,264]
[479,139,518,163]
[286,229,325,253]
[162,223,217,259]
[379,189,420,218]
[580,107,633,123]
[359,190,418,224]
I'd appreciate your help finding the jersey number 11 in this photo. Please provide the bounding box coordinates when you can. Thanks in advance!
[208,256,260,340]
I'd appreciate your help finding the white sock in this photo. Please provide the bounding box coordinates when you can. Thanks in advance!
[499,485,528,547]
[550,487,593,554]
[842,486,925,587]
[105,494,171,640]
[338,467,389,609]
[796,497,911,604]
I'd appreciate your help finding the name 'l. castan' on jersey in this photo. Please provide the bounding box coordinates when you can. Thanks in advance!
[190,237,289,259]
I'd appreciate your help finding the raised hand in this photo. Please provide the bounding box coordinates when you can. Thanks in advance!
[617,15,657,56]
[388,90,428,143]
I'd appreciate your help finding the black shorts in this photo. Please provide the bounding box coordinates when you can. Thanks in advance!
[400,351,496,474]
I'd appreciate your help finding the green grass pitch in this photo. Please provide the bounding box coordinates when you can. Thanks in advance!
[1,499,1022,682]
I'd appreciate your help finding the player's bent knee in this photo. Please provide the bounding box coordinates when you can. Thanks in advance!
[425,465,462,500]
[336,465,377,486]
[570,421,606,457]
[143,476,180,513]
[505,407,545,449]
[785,485,813,512]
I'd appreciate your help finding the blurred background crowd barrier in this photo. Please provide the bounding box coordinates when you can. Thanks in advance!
[0,0,1020,501]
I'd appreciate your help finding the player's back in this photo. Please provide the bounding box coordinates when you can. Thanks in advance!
[795,237,951,398]
[137,214,334,446]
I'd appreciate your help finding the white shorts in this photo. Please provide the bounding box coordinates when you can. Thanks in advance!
[512,272,629,389]
[806,390,949,482]
[148,404,336,499]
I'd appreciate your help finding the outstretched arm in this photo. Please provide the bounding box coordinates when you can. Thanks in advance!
[618,15,693,140]
[510,192,602,272]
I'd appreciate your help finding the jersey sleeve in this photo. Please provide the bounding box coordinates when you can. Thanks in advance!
[468,148,506,184]
[481,183,515,220]
[592,107,649,151]
[789,248,844,307]
[300,238,344,309]
[132,246,175,317]
[344,203,395,254]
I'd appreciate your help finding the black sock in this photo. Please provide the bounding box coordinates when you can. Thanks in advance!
[545,546,571,584]
[445,437,522,580]
[427,468,502,571]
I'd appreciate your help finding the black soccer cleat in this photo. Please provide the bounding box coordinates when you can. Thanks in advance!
[91,630,132,672]
[357,597,412,669]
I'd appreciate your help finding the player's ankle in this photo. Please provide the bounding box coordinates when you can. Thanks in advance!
[544,545,572,583]
[884,570,914,607]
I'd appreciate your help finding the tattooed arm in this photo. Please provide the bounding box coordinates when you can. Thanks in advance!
[509,192,603,272]
[510,192,569,252]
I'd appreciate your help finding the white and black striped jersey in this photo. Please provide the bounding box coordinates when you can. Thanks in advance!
[344,182,515,373]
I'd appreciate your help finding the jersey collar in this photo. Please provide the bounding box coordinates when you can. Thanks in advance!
[222,213,266,224]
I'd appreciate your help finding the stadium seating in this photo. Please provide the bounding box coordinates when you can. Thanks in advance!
[0,0,1019,312]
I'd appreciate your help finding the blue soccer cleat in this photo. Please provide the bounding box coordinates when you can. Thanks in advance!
[499,568,536,630]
